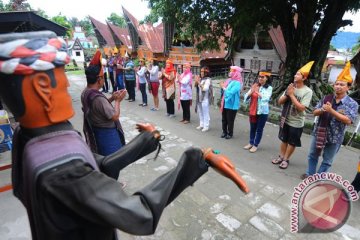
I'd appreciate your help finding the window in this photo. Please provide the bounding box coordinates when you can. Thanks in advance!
[266,61,273,71]
[75,51,81,56]
[250,59,260,70]
[240,59,245,68]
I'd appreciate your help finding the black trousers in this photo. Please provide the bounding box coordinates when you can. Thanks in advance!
[102,72,109,92]
[180,100,191,121]
[222,108,237,136]
[352,172,360,193]
[127,80,136,100]
[165,99,175,115]
[109,71,116,92]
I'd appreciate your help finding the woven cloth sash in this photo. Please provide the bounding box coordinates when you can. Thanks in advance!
[315,94,336,155]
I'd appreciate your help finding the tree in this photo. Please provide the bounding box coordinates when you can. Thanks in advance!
[352,36,360,54]
[107,13,126,27]
[51,14,72,38]
[146,0,360,103]
[79,17,94,36]
[7,0,30,11]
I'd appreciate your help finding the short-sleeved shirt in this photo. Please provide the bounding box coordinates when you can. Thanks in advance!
[313,95,358,144]
[284,86,313,128]
[90,97,116,128]
[124,61,135,81]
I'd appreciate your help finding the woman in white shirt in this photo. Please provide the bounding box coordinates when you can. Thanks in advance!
[177,62,193,124]
[195,66,213,132]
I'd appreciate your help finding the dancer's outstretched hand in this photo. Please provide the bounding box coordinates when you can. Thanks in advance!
[203,148,250,194]
[135,123,160,139]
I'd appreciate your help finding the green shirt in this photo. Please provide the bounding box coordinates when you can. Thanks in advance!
[283,85,313,128]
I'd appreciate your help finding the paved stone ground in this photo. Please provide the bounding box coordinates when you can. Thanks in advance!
[0,73,360,240]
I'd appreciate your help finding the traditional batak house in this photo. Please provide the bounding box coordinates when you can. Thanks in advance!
[107,22,132,57]
[122,7,165,62]
[89,16,132,57]
[232,26,286,87]
[67,37,85,63]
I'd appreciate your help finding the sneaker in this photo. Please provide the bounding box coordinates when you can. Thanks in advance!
[169,114,176,118]
[249,146,258,153]
[220,132,227,138]
[165,113,170,116]
[180,119,185,123]
[202,127,209,132]
[196,126,203,130]
[225,135,232,139]
[129,99,135,102]
[243,144,253,150]
[183,120,190,124]
[143,103,148,106]
[139,103,144,106]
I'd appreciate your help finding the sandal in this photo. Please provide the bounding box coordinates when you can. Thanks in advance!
[279,160,289,169]
[271,155,283,164]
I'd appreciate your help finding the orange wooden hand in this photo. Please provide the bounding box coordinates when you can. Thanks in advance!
[203,148,250,194]
[135,123,160,139]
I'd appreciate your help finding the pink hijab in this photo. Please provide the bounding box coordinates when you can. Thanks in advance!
[220,66,243,112]
[178,62,193,109]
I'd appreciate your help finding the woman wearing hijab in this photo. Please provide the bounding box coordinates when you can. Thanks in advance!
[161,60,177,117]
[243,71,273,153]
[195,66,213,132]
[177,62,193,123]
[220,66,243,139]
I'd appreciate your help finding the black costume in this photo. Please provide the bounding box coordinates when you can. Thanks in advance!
[12,122,208,240]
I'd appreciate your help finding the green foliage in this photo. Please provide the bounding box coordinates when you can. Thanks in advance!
[51,14,72,38]
[107,13,126,27]
[79,17,94,36]
[329,44,336,51]
[319,83,334,95]
[352,36,360,55]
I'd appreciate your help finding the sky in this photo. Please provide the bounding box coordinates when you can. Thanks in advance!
[5,0,360,32]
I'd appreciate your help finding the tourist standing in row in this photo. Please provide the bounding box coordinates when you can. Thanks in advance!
[115,53,125,90]
[195,66,213,132]
[107,54,116,92]
[272,61,314,169]
[137,58,148,106]
[162,60,176,117]
[101,57,109,93]
[124,55,136,102]
[220,66,243,139]
[178,62,193,124]
[302,62,358,178]
[243,71,273,153]
[148,61,160,111]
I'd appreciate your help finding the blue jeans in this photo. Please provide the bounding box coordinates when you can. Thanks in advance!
[306,136,341,175]
[116,74,125,90]
[93,127,123,156]
[249,114,268,147]
[139,83,147,104]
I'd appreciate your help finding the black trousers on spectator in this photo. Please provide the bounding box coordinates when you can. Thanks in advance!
[352,172,360,193]
[139,83,147,104]
[127,80,136,100]
[165,99,175,115]
[222,108,237,136]
[0,99,3,110]
[109,71,116,92]
[180,100,191,121]
[102,72,109,92]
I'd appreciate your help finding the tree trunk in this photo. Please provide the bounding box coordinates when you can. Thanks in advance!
[272,1,351,106]
[271,0,317,103]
